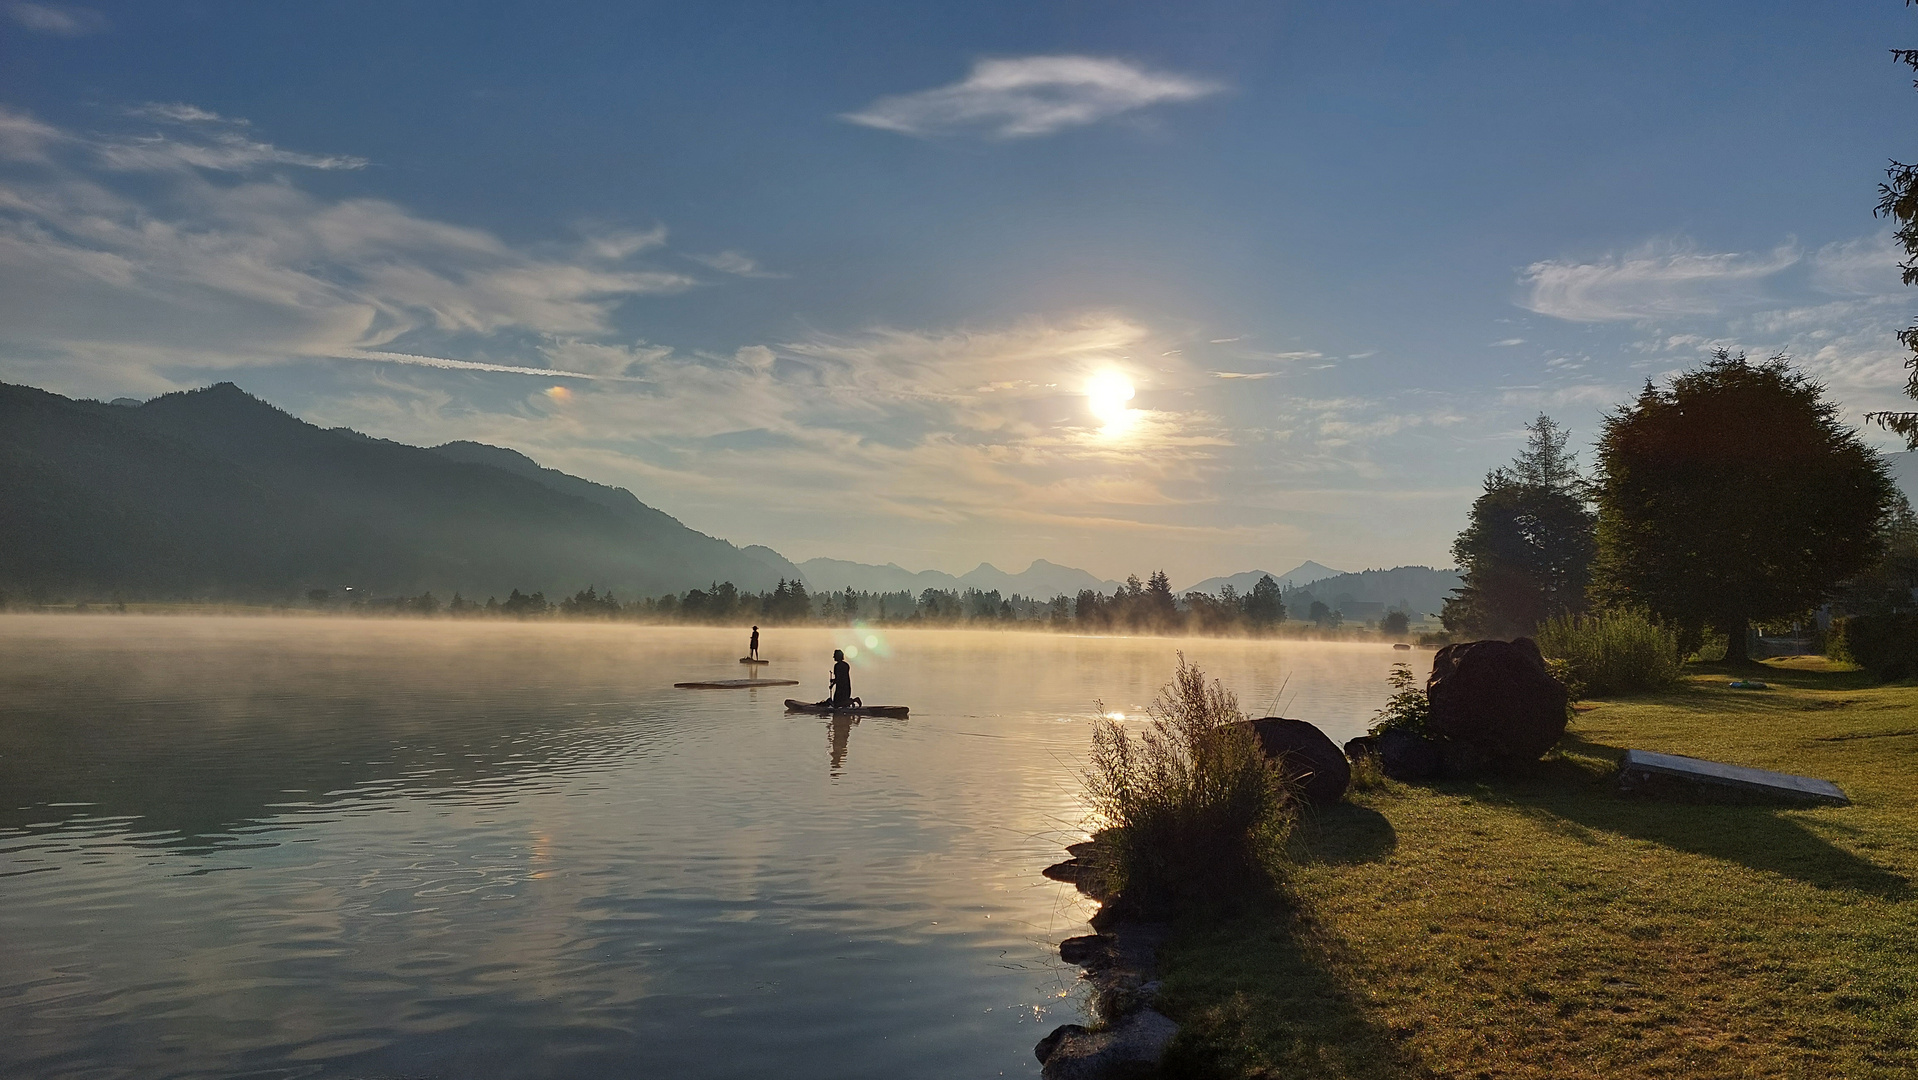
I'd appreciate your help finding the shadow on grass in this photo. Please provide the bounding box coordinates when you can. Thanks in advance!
[1286,801,1397,865]
[1471,737,1910,899]
[1156,886,1412,1080]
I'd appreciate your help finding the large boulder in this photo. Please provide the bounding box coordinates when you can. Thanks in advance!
[1425,637,1568,765]
[1344,727,1443,781]
[1242,717,1349,804]
[1035,1009,1179,1079]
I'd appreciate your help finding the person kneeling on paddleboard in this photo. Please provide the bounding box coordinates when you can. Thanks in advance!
[815,649,859,709]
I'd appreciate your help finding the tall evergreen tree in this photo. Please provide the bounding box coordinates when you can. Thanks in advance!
[1868,30,1918,445]
[1145,569,1177,625]
[1592,352,1897,663]
[1442,415,1596,639]
[1245,573,1285,627]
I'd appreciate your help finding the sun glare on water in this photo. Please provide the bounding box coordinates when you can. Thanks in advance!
[1085,371,1135,433]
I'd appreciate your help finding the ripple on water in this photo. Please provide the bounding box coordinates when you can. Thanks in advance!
[0,617,1408,1078]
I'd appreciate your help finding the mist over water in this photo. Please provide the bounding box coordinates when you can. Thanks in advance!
[0,616,1410,1079]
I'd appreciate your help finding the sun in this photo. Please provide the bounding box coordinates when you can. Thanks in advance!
[1085,371,1135,428]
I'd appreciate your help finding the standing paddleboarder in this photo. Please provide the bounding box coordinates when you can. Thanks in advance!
[748,625,760,660]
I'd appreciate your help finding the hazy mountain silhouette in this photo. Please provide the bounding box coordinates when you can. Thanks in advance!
[1283,566,1462,618]
[958,560,1120,596]
[1183,561,1348,595]
[0,381,792,600]
[797,559,968,595]
[796,557,1118,598]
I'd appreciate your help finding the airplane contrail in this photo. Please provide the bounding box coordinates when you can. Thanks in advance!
[331,349,648,381]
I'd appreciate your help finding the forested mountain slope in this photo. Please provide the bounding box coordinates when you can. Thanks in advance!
[0,381,789,601]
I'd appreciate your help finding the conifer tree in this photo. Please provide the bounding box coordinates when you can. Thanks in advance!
[1442,415,1596,638]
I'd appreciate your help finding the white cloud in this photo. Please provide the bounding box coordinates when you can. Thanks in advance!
[1492,338,1525,347]
[537,338,673,377]
[689,250,783,277]
[1810,233,1904,297]
[98,131,369,172]
[842,55,1222,138]
[6,1,106,35]
[1520,240,1799,322]
[0,105,698,377]
[583,225,668,260]
[127,102,234,125]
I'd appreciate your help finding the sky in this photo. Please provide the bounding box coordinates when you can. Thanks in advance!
[3,0,1916,587]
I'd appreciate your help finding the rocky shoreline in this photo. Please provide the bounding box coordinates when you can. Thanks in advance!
[1036,843,1179,1079]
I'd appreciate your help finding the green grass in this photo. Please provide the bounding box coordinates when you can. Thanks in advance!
[1154,658,1918,1079]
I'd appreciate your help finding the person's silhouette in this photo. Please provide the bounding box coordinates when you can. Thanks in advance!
[748,625,760,659]
[815,648,856,709]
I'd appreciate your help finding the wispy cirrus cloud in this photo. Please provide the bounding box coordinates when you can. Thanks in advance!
[6,1,106,36]
[688,250,785,278]
[104,101,369,171]
[842,55,1222,138]
[1520,240,1800,322]
[0,104,698,383]
[1517,232,1918,435]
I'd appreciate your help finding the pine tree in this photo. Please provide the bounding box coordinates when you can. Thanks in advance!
[1442,415,1596,639]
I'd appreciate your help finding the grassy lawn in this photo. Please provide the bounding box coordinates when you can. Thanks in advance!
[1155,659,1918,1079]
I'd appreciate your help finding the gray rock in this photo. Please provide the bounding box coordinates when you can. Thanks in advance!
[1241,716,1350,804]
[1043,859,1084,884]
[1345,727,1444,780]
[1426,637,1569,766]
[1035,1009,1179,1079]
[1059,933,1115,966]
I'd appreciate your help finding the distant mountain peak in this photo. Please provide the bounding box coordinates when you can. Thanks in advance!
[1274,560,1345,585]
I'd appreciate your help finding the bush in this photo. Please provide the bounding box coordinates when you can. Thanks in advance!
[1536,609,1683,697]
[1084,655,1290,910]
[1829,613,1918,681]
[1368,662,1430,736]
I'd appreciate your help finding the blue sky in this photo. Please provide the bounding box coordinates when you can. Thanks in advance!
[3,1,1914,585]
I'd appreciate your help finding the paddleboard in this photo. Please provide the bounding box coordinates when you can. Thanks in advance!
[784,699,909,719]
[739,657,770,665]
[675,679,800,689]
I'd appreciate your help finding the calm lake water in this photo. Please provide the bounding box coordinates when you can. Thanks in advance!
[0,616,1413,1079]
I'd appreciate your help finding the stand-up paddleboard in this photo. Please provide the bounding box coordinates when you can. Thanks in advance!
[740,657,770,665]
[676,678,799,689]
[784,699,909,719]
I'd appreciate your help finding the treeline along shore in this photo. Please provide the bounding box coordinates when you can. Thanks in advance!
[20,568,1428,639]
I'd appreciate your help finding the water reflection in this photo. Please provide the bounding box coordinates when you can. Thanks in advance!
[0,615,1411,1080]
[829,713,856,772]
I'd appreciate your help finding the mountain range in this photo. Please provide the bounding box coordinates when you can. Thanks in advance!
[1180,562,1347,595]
[797,558,1120,598]
[0,381,793,601]
[1,379,1477,608]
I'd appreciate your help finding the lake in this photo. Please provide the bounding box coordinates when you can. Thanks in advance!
[0,615,1413,1079]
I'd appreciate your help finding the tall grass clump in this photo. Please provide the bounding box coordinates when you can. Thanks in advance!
[1536,608,1683,697]
[1083,654,1290,911]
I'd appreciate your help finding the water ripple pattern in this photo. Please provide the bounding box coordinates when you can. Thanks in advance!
[0,615,1409,1078]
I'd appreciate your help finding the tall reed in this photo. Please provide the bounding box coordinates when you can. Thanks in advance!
[1536,609,1683,697]
[1083,654,1290,909]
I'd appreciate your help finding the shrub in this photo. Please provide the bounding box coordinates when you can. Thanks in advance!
[1829,613,1918,681]
[1368,662,1430,736]
[1084,655,1290,910]
[1536,609,1684,697]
